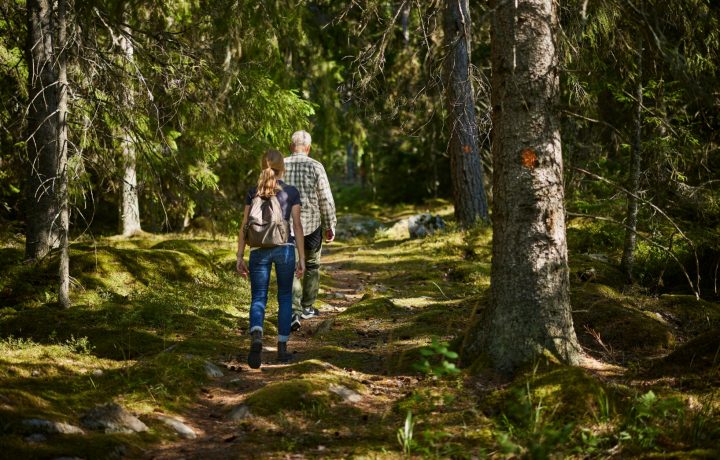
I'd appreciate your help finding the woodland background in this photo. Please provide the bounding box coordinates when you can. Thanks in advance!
[1,0,720,458]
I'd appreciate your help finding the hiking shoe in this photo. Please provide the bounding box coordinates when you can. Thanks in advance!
[299,307,320,319]
[277,341,294,363]
[290,313,301,332]
[247,330,263,369]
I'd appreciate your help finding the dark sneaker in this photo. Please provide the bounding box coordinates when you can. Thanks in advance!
[291,313,301,332]
[277,341,294,363]
[247,330,263,369]
[299,307,320,319]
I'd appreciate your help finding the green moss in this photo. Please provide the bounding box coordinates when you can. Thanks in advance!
[572,283,675,355]
[340,297,405,319]
[245,379,327,416]
[492,366,614,428]
[0,431,150,460]
[653,329,720,376]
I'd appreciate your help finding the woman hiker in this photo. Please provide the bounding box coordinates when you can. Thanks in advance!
[236,149,305,368]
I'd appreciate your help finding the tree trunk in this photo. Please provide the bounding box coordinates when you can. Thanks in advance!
[476,0,581,374]
[118,21,142,236]
[57,0,69,308]
[443,0,489,227]
[345,142,356,182]
[401,2,410,46]
[25,0,61,260]
[621,39,643,284]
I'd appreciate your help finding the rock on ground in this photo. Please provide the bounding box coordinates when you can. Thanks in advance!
[228,405,252,421]
[22,418,85,435]
[157,415,196,439]
[80,403,148,433]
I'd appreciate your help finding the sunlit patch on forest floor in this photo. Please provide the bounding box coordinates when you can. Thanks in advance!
[1,203,719,458]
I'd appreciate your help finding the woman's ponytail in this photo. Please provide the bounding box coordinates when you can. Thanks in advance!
[256,149,285,197]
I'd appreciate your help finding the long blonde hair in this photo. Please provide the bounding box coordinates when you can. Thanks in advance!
[256,149,285,197]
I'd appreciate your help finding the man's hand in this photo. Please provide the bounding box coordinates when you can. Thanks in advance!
[325,228,335,243]
[236,257,249,278]
[296,259,305,279]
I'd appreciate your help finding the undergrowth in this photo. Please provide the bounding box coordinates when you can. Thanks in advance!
[0,208,719,458]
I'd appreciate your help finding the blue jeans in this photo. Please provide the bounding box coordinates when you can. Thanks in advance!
[248,245,295,342]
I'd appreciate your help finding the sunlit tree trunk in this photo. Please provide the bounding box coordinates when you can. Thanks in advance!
[57,0,69,308]
[118,20,141,237]
[25,0,61,260]
[621,38,643,283]
[443,0,489,227]
[401,2,410,46]
[477,0,581,373]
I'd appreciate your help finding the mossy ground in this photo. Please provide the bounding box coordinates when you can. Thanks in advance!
[1,203,719,458]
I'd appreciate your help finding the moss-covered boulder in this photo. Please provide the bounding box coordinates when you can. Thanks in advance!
[572,284,675,356]
[244,360,366,416]
[492,366,614,426]
[650,329,720,378]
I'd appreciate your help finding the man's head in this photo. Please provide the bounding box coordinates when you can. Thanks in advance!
[290,130,312,154]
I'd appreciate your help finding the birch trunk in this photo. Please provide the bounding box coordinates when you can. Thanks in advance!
[118,22,142,236]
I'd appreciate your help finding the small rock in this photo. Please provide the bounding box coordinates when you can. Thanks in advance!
[329,384,362,403]
[312,318,336,336]
[157,415,196,439]
[22,419,84,435]
[80,403,148,433]
[228,405,252,421]
[31,369,41,377]
[25,433,47,443]
[408,213,446,239]
[204,361,224,378]
[91,369,104,377]
[333,292,347,300]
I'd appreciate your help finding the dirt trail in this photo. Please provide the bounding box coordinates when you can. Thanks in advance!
[145,245,409,459]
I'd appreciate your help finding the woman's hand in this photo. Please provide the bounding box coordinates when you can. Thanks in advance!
[295,258,305,279]
[236,257,249,278]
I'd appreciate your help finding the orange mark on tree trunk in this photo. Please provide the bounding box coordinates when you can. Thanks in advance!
[463,145,471,153]
[521,148,538,169]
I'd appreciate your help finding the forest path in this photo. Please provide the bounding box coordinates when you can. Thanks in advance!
[145,242,419,459]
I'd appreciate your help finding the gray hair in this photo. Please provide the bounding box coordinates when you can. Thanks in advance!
[291,130,312,147]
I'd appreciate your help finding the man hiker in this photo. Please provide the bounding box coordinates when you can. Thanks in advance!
[284,130,337,331]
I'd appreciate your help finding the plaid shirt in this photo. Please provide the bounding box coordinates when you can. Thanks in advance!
[284,153,337,234]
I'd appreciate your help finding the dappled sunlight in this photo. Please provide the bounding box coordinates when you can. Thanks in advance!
[2,213,720,458]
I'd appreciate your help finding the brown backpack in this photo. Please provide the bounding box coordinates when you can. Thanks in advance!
[244,194,290,248]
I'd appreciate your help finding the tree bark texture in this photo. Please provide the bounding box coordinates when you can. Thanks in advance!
[25,0,62,260]
[481,0,580,373]
[621,39,643,284]
[443,0,489,227]
[118,21,142,237]
[57,0,69,308]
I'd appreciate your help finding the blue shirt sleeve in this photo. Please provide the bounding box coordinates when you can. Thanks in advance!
[245,188,256,206]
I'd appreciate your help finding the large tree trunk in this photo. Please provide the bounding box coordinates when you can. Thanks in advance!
[118,21,142,237]
[443,0,489,227]
[477,0,581,373]
[25,0,61,260]
[621,39,643,284]
[25,0,70,307]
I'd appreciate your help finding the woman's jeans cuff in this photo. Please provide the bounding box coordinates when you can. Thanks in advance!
[278,335,289,343]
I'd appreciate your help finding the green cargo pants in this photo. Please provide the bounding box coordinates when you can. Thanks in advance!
[293,244,322,314]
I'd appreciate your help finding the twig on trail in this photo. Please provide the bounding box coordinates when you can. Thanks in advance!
[431,281,449,299]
